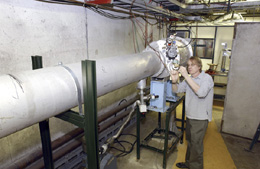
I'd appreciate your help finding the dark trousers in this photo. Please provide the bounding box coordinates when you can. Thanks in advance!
[185,118,208,169]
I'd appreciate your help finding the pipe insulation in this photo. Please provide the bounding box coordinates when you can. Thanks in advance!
[0,37,192,139]
[0,52,161,138]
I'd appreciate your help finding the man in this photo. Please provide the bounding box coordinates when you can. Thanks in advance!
[171,56,214,169]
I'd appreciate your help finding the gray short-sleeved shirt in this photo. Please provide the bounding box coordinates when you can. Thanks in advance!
[177,71,214,121]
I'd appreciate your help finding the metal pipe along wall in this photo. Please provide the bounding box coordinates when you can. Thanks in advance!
[0,51,162,138]
[0,36,192,139]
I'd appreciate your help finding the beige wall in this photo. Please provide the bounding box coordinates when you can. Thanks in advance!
[176,25,234,83]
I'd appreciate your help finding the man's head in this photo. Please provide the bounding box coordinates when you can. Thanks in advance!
[187,56,202,77]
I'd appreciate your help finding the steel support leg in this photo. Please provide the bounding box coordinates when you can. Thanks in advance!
[82,60,100,169]
[158,112,161,129]
[181,99,185,143]
[163,107,172,169]
[136,107,141,159]
[39,120,54,169]
[32,56,54,169]
[137,96,185,168]
[249,123,260,151]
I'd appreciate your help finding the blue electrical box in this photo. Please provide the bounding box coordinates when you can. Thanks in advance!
[148,79,178,113]
[148,80,168,113]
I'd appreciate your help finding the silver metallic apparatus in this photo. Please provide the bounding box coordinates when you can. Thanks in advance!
[0,36,192,139]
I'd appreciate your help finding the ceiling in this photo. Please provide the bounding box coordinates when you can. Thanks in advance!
[112,0,260,21]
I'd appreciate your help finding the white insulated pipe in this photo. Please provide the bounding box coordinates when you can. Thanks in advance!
[0,51,163,138]
[0,37,192,138]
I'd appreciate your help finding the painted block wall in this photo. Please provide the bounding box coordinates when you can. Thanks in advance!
[0,0,165,167]
[0,1,87,167]
[0,1,88,74]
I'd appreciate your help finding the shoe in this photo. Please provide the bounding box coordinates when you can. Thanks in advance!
[176,162,188,168]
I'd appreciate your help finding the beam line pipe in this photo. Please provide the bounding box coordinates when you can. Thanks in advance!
[0,51,162,138]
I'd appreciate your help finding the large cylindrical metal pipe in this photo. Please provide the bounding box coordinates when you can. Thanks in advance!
[0,51,162,138]
[0,37,192,138]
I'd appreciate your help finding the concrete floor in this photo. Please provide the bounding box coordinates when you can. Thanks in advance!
[213,101,260,169]
[107,100,260,169]
[108,110,178,169]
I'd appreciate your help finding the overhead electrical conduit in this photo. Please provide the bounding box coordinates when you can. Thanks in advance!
[0,37,192,139]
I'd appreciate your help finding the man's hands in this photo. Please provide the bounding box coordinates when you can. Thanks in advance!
[171,66,200,93]
[177,66,200,93]
[178,66,189,78]
[171,70,179,92]
[170,70,179,84]
[170,66,188,83]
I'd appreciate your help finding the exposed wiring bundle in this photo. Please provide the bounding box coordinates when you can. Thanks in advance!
[38,0,162,21]
[100,101,139,156]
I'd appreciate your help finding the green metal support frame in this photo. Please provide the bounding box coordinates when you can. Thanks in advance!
[82,60,100,169]
[136,107,140,159]
[55,60,100,169]
[56,110,85,128]
[136,95,185,169]
[31,58,100,168]
[31,56,54,169]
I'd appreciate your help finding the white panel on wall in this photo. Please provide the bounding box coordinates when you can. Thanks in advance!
[222,22,260,139]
